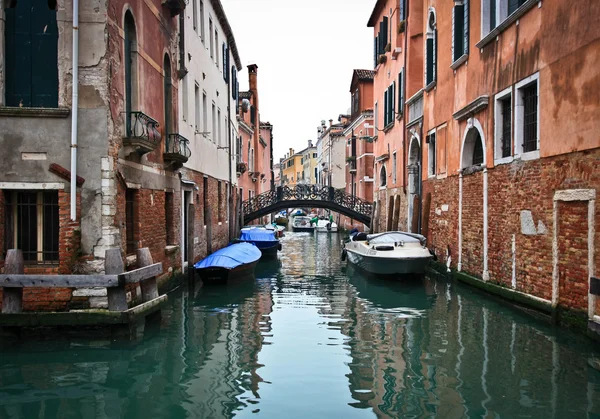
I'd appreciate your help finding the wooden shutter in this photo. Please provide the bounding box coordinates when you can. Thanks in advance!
[5,0,58,107]
[222,43,228,83]
[426,37,434,85]
[453,5,464,61]
[398,70,404,114]
[374,35,378,67]
[433,30,438,83]
[399,0,405,21]
[391,82,395,120]
[231,67,237,99]
[464,0,470,55]
[384,90,389,126]
[382,16,389,47]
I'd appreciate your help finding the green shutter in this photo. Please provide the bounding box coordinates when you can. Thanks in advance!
[454,5,464,61]
[384,90,388,126]
[426,38,434,85]
[374,35,378,67]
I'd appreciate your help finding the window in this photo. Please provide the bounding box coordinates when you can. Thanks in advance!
[314,167,318,182]
[126,189,136,255]
[163,55,173,135]
[192,0,197,32]
[494,88,512,162]
[217,108,222,145]
[351,89,359,115]
[209,19,214,58]
[165,192,175,244]
[452,1,469,63]
[4,0,59,107]
[182,77,188,122]
[4,190,59,264]
[203,177,208,225]
[217,182,222,222]
[211,102,216,142]
[384,83,395,127]
[215,30,219,67]
[379,165,387,187]
[222,43,229,81]
[199,0,205,42]
[397,68,405,116]
[194,83,200,132]
[392,152,397,184]
[124,11,138,136]
[202,91,207,134]
[425,9,437,87]
[473,133,484,165]
[462,123,485,169]
[515,74,539,157]
[313,152,317,159]
[483,0,528,36]
[373,16,389,68]
[374,101,379,131]
[427,131,437,176]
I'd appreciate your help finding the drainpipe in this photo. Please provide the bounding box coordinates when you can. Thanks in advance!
[227,62,234,242]
[70,0,79,221]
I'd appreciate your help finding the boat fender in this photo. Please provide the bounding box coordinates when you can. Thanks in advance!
[341,248,347,261]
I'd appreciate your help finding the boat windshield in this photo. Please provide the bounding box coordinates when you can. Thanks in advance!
[367,232,422,244]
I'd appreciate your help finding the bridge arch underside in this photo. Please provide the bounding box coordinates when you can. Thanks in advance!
[244,200,372,226]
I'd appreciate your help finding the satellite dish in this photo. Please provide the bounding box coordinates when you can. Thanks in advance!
[242,99,250,112]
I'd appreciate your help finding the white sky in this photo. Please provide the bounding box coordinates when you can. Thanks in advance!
[221,0,375,162]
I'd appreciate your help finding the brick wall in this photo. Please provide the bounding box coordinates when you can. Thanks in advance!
[425,148,600,313]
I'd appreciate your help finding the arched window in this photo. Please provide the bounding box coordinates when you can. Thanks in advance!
[5,0,58,107]
[462,125,485,168]
[163,54,172,135]
[380,165,387,187]
[124,11,138,135]
[425,9,437,87]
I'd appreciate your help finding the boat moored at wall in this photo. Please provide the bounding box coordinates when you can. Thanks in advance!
[194,242,262,283]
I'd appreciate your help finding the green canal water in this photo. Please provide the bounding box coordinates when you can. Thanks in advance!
[1,233,600,418]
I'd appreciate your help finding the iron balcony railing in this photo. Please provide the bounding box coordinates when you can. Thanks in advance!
[165,133,191,162]
[124,111,161,152]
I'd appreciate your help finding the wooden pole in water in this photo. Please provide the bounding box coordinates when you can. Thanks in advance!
[136,248,158,302]
[187,203,195,282]
[2,249,24,313]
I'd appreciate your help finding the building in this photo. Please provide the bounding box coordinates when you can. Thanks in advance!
[368,0,412,233]
[316,118,347,189]
[374,0,600,327]
[178,0,242,264]
[281,148,303,187]
[0,0,185,292]
[340,70,376,232]
[299,141,318,185]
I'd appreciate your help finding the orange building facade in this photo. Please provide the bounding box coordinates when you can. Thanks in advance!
[369,0,600,326]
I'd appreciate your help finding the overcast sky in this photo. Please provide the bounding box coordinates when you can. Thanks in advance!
[221,0,375,162]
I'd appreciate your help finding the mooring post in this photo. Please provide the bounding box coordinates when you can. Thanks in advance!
[105,248,128,311]
[2,249,24,313]
[411,195,421,234]
[136,248,159,302]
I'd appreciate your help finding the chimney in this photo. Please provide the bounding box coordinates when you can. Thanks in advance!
[308,140,313,148]
[329,119,333,127]
[289,148,293,157]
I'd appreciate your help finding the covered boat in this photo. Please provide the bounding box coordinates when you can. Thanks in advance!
[237,226,282,259]
[315,219,338,233]
[342,231,432,277]
[292,215,314,232]
[194,242,261,283]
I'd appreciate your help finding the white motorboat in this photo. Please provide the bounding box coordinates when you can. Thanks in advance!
[315,219,338,233]
[292,215,315,232]
[342,231,432,276]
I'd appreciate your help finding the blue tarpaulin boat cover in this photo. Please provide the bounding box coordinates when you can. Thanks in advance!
[194,242,261,270]
[240,227,277,243]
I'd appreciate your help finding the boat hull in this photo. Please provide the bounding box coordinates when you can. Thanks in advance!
[292,226,315,232]
[316,226,338,233]
[195,260,259,283]
[346,250,430,276]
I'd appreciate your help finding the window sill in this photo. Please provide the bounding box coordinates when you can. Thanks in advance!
[383,121,395,132]
[165,245,180,255]
[424,81,436,93]
[517,149,540,161]
[0,107,70,118]
[451,54,469,71]
[494,156,514,166]
[476,0,539,49]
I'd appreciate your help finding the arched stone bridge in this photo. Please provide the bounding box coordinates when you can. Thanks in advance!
[242,185,373,226]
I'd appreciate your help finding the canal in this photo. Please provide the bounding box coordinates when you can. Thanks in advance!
[1,232,600,418]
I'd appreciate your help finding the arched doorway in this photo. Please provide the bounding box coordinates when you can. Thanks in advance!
[408,135,421,232]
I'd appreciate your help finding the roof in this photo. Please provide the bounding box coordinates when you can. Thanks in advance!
[211,0,242,70]
[367,0,386,27]
[354,69,375,81]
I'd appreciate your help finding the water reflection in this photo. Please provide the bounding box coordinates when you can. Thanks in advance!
[1,233,600,418]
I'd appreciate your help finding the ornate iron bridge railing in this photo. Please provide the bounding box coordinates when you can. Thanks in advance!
[242,185,373,225]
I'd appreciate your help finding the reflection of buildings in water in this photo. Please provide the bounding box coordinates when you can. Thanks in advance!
[331,272,599,418]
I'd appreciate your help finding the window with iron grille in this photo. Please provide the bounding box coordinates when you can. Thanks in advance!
[522,83,538,153]
[125,189,136,255]
[501,97,512,157]
[472,132,484,165]
[3,190,59,264]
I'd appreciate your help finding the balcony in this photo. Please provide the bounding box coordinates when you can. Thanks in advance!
[236,162,248,176]
[162,0,187,16]
[123,111,161,156]
[164,134,191,167]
